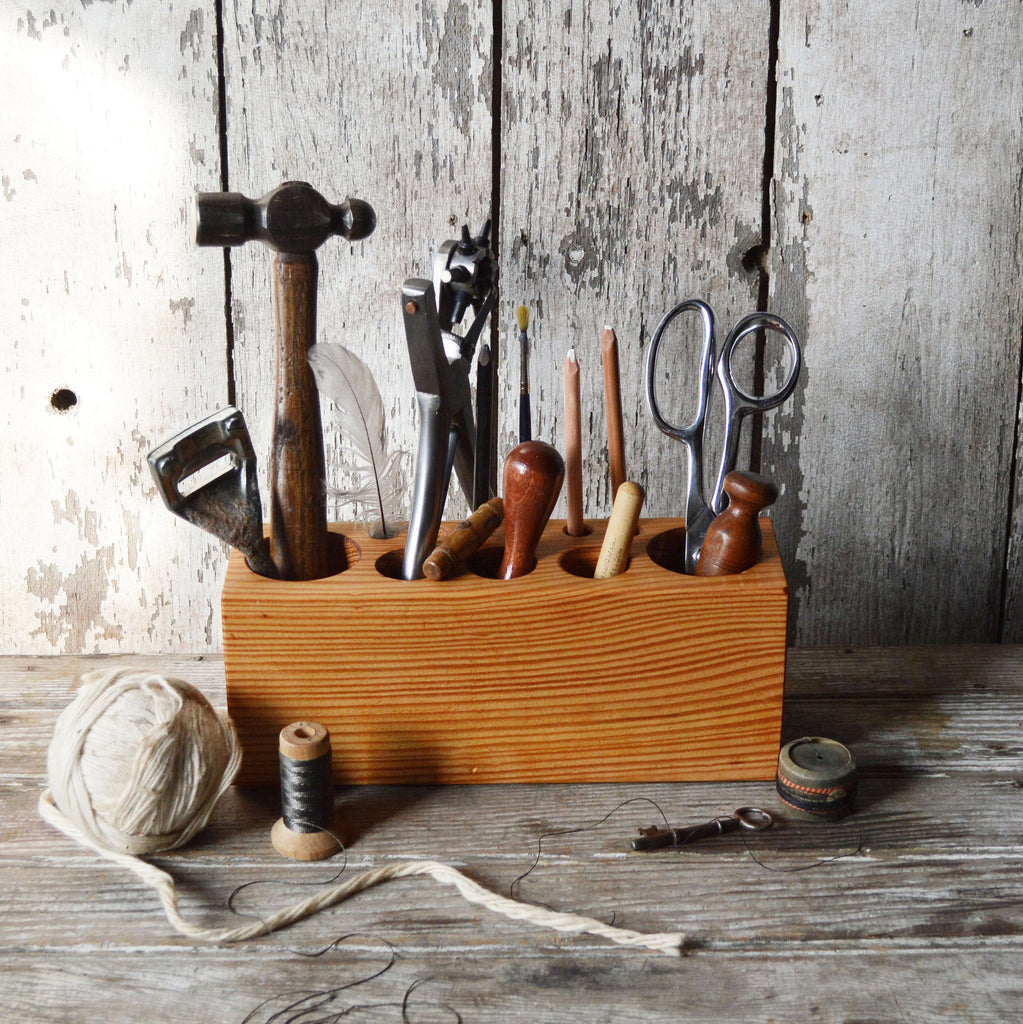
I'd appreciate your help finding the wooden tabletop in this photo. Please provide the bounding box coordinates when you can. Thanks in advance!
[2,647,1021,1022]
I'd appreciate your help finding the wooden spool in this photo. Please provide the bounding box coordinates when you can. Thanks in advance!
[270,721,343,861]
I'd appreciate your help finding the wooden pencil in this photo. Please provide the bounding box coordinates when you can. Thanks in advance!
[601,325,626,498]
[564,347,585,535]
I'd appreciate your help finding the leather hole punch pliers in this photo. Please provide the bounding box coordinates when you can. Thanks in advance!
[401,222,498,580]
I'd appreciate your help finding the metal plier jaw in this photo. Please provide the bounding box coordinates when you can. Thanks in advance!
[402,222,498,580]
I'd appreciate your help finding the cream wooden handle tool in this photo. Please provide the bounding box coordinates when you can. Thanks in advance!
[695,471,778,576]
[594,481,645,578]
[424,497,504,580]
[498,441,565,579]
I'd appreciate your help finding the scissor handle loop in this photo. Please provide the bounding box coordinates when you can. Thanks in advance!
[644,298,716,442]
[711,313,801,512]
[718,312,802,413]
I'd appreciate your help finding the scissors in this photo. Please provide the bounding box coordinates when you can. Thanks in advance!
[644,298,801,574]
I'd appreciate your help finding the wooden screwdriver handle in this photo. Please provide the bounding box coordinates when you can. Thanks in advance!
[695,471,778,577]
[498,441,565,579]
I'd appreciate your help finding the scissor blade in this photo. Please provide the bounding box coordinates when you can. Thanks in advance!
[684,504,715,575]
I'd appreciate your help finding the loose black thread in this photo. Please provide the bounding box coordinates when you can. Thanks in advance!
[513,794,866,896]
[233,792,861,1022]
[509,797,673,921]
[280,750,335,834]
[227,842,348,914]
[238,935,462,1024]
[737,816,865,873]
[239,935,393,1024]
[227,838,349,955]
[227,794,863,1024]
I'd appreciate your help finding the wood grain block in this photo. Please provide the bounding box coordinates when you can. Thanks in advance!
[222,517,789,784]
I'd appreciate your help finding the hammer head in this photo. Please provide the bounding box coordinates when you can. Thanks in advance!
[195,180,375,253]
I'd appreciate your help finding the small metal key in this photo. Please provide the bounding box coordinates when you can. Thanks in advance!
[632,807,773,851]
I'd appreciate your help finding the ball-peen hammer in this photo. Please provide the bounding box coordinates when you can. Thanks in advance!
[195,181,375,580]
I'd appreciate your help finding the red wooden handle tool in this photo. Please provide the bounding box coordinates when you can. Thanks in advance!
[498,441,565,579]
[695,470,778,577]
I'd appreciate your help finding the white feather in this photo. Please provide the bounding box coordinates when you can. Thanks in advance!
[308,344,409,539]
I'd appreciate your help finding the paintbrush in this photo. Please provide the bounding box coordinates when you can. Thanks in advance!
[517,304,532,443]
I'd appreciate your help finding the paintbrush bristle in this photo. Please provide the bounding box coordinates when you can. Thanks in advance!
[516,305,530,332]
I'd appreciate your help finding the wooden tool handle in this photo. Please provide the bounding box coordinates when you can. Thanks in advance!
[594,481,645,578]
[498,441,565,579]
[424,497,505,580]
[269,253,332,581]
[695,471,778,577]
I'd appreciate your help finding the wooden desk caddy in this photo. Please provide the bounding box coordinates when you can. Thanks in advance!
[222,517,789,785]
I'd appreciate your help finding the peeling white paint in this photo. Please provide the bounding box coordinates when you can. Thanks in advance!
[3,0,1021,654]
[1,0,226,655]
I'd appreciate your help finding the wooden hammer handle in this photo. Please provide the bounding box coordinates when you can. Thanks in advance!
[269,253,331,581]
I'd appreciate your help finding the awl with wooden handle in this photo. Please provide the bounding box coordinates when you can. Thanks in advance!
[498,441,565,580]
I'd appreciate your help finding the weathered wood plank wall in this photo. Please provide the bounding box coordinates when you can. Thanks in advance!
[2,2,226,653]
[2,0,1021,653]
[769,1,1023,645]
[499,0,769,514]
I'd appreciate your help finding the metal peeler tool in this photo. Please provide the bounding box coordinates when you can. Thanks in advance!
[147,407,276,578]
[631,807,773,851]
[401,221,498,580]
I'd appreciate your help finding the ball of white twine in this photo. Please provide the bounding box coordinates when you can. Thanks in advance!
[41,668,241,855]
[38,668,682,955]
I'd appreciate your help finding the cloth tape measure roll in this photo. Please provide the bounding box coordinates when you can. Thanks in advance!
[776,736,856,821]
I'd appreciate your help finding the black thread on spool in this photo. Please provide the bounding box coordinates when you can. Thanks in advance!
[279,750,335,833]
